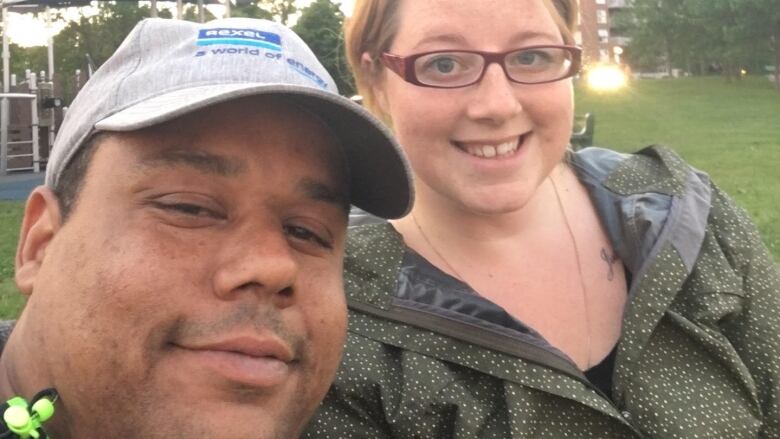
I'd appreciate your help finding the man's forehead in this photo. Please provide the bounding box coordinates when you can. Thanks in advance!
[134,147,246,177]
[120,142,350,213]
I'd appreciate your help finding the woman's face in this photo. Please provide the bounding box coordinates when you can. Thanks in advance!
[373,0,574,215]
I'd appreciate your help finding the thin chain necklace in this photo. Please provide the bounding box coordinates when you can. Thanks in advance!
[411,212,467,283]
[412,174,593,368]
[550,174,593,369]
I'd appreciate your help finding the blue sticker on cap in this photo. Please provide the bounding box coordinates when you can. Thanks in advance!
[197,28,282,51]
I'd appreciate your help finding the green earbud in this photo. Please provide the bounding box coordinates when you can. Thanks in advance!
[2,393,56,439]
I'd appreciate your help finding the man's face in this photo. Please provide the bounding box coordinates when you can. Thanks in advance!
[15,98,349,438]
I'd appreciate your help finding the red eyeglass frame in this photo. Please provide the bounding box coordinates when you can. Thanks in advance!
[380,45,583,88]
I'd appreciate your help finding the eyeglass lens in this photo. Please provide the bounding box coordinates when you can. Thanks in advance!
[413,47,574,87]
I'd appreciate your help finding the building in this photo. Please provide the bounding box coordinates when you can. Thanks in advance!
[575,0,631,65]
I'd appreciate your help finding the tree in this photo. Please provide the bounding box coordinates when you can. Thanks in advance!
[625,0,779,87]
[262,0,296,25]
[232,0,295,24]
[52,2,161,101]
[740,0,780,88]
[231,0,273,20]
[182,3,216,22]
[293,0,354,96]
[8,44,47,80]
[621,0,694,74]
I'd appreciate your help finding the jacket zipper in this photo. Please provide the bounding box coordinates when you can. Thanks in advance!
[348,299,648,437]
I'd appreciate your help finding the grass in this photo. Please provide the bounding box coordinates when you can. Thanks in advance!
[0,77,776,320]
[0,201,27,319]
[575,76,780,262]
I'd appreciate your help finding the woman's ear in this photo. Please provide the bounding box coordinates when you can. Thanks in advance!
[15,187,63,296]
[361,52,391,121]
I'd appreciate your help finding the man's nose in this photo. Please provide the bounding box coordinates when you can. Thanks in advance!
[212,222,298,308]
[466,62,523,124]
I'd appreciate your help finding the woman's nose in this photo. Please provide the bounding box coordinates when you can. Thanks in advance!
[465,63,523,124]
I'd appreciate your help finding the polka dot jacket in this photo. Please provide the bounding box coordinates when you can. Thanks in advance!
[303,146,780,438]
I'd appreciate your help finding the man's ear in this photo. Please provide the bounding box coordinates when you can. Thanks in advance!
[360,52,391,122]
[15,187,63,296]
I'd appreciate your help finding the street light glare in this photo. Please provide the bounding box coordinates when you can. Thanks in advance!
[586,64,628,92]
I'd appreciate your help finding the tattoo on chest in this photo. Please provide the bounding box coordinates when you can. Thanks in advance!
[601,248,617,281]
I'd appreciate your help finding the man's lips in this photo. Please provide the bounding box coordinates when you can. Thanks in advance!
[175,335,296,388]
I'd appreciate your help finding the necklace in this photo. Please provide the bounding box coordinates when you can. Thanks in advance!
[412,174,594,368]
[411,212,467,283]
[550,174,593,369]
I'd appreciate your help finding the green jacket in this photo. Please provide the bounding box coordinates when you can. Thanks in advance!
[304,146,780,438]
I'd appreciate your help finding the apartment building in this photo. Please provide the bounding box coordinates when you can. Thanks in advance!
[575,0,631,65]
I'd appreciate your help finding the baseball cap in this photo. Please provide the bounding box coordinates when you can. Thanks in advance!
[46,17,413,219]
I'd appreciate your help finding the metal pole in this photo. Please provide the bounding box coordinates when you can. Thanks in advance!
[29,73,39,173]
[1,7,10,175]
[176,0,182,19]
[150,0,157,18]
[46,6,54,82]
[198,0,204,23]
[224,0,230,18]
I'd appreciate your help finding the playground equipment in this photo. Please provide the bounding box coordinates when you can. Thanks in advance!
[1,0,80,175]
[0,0,225,175]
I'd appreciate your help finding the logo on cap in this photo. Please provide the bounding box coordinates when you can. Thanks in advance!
[197,28,282,51]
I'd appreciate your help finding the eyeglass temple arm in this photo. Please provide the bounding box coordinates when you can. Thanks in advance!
[379,53,408,78]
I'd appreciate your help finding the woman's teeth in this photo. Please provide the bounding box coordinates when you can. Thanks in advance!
[462,139,520,158]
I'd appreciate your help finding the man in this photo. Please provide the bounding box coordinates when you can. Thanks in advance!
[0,17,411,439]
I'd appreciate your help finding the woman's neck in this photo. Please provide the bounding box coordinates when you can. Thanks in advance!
[394,168,563,249]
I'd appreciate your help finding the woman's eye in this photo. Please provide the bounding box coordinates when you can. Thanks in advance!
[432,57,456,73]
[421,55,464,75]
[512,50,553,67]
[516,51,541,65]
[284,225,332,250]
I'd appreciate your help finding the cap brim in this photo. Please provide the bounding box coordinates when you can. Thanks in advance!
[95,83,413,219]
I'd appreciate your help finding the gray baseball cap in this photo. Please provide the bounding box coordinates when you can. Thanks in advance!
[46,17,413,219]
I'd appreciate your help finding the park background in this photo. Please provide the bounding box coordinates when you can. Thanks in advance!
[0,0,778,317]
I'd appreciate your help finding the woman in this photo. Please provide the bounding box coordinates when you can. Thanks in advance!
[304,0,780,437]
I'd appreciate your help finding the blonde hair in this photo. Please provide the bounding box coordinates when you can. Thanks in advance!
[345,0,579,118]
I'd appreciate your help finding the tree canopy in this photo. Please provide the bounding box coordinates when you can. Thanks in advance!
[6,0,355,101]
[293,0,354,95]
[622,0,780,87]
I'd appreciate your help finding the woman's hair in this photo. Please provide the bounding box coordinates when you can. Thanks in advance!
[344,0,579,118]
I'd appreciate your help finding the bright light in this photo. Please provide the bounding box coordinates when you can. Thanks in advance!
[6,13,59,47]
[586,64,628,92]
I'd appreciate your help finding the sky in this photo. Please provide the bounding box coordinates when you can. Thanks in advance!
[5,0,356,47]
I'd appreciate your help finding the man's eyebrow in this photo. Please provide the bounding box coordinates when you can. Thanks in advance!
[299,178,350,216]
[138,148,246,176]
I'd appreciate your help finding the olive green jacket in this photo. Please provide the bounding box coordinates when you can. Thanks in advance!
[304,146,780,438]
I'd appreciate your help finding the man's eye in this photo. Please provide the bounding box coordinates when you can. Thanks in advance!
[284,225,332,250]
[153,202,221,218]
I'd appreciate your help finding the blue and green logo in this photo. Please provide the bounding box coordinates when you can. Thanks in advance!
[197,28,282,51]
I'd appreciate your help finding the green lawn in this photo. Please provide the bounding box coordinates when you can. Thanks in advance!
[0,76,777,320]
[575,76,780,262]
[0,201,27,319]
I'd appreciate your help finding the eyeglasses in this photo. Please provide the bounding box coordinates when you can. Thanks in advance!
[380,45,582,89]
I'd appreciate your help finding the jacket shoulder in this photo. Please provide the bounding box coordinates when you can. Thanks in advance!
[575,145,698,197]
[344,223,405,307]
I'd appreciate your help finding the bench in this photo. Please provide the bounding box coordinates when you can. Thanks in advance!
[570,112,595,150]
